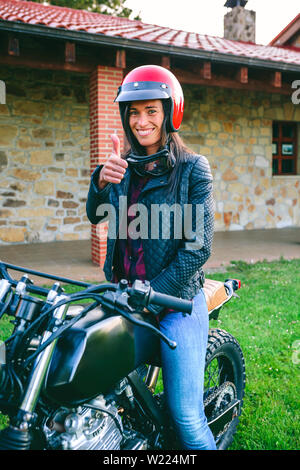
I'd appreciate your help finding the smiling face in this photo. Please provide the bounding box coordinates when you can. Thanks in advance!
[128,99,164,155]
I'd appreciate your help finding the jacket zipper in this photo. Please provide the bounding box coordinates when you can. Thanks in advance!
[108,174,131,281]
[137,176,169,279]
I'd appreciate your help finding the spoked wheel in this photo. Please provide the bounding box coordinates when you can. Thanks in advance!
[204,328,246,450]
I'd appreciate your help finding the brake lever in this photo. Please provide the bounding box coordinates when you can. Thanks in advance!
[99,288,177,349]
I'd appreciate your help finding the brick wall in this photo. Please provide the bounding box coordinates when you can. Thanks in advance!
[89,66,124,266]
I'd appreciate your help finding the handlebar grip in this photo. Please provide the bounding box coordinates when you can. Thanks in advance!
[149,290,193,314]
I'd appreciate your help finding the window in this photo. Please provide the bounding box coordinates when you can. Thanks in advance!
[272,121,297,175]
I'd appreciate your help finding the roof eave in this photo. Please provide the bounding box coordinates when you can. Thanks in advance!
[269,13,300,46]
[1,20,300,73]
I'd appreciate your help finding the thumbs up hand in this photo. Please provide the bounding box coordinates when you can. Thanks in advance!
[111,133,121,157]
[98,134,128,189]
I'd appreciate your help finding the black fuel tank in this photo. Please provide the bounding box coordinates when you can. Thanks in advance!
[45,306,138,406]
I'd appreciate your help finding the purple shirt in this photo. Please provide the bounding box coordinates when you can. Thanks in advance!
[113,173,149,284]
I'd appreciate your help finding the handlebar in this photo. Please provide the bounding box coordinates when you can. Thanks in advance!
[0,261,193,314]
[149,290,193,314]
[0,261,194,352]
[0,261,91,297]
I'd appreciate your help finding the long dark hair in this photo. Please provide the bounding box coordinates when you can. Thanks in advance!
[122,99,195,196]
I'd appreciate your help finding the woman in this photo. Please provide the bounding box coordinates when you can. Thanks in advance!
[86,65,216,450]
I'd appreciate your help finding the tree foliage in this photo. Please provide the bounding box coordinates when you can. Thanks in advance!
[33,1,141,19]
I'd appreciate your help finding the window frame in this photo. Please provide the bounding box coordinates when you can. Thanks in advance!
[272,121,298,176]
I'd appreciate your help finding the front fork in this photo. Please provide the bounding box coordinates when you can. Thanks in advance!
[0,285,68,449]
[145,365,160,394]
[19,292,68,417]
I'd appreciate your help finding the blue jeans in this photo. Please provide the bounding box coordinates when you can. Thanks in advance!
[135,290,217,450]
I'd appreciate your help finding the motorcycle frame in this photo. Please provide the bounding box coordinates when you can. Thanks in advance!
[0,262,170,432]
[0,261,243,450]
[0,261,226,414]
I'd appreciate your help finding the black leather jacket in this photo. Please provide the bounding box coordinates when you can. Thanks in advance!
[86,154,214,314]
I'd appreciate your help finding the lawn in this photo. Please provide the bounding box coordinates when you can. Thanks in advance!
[205,258,300,450]
[0,258,299,450]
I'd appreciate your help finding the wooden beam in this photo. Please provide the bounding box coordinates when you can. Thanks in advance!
[161,56,171,69]
[116,49,126,69]
[272,71,282,88]
[65,42,76,63]
[0,54,94,73]
[172,67,291,95]
[236,66,248,84]
[8,37,19,57]
[202,61,211,80]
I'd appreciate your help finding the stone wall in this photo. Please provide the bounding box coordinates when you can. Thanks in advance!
[181,85,300,231]
[0,66,90,244]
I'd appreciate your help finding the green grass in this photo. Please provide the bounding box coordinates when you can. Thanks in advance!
[149,258,300,450]
[0,258,299,449]
[205,258,300,450]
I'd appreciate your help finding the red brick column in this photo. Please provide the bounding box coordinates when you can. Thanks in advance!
[89,66,124,267]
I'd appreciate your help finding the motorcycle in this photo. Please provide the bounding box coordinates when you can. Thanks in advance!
[0,261,245,451]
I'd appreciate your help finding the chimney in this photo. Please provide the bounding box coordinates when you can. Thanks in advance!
[224,0,256,43]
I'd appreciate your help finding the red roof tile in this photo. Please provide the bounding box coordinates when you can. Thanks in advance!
[1,0,300,66]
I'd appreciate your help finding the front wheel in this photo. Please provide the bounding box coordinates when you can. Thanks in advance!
[204,328,246,450]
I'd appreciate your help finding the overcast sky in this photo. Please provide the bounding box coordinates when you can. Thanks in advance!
[124,0,300,45]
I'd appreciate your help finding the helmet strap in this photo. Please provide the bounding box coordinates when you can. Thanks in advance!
[127,140,175,178]
[127,147,169,166]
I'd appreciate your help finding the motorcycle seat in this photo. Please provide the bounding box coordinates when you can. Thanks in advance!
[202,279,228,313]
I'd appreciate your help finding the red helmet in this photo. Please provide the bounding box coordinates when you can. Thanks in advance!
[115,65,184,132]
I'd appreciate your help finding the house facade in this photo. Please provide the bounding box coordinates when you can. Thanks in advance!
[0,0,300,267]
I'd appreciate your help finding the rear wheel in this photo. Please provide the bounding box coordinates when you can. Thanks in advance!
[204,328,246,450]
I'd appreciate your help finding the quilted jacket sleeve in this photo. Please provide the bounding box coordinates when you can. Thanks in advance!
[148,155,215,315]
[86,165,112,225]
